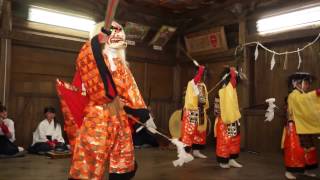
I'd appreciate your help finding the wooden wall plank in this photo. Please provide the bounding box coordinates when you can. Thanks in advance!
[9,42,77,147]
[149,101,178,135]
[9,42,177,148]
[246,37,320,153]
[148,64,174,100]
[128,61,145,97]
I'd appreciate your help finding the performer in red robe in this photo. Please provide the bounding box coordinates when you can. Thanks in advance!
[57,21,152,180]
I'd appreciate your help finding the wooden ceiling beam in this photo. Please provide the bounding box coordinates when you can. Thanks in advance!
[121,0,174,16]
[180,0,318,35]
[174,0,250,19]
[115,3,183,30]
[115,7,161,29]
[178,48,235,64]
[119,0,177,25]
[175,0,259,34]
[181,10,237,34]
[8,29,84,53]
[3,28,176,65]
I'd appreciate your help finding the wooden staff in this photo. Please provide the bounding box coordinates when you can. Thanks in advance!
[104,0,120,29]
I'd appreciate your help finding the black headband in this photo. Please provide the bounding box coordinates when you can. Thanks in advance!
[101,27,111,36]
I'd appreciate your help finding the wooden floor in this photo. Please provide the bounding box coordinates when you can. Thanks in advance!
[0,148,319,180]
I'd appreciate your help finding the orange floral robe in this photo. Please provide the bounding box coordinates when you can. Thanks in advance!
[57,37,146,180]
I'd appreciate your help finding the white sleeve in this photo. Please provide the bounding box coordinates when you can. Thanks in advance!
[37,122,49,143]
[54,124,65,143]
[6,119,15,142]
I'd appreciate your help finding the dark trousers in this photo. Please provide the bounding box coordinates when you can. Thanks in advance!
[0,135,19,155]
[132,128,159,147]
[109,161,137,180]
[28,142,52,154]
[28,142,68,154]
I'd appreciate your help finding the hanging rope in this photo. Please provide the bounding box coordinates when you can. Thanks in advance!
[236,32,320,70]
[181,32,320,91]
[235,32,320,56]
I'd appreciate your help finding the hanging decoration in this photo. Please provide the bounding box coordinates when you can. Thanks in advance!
[270,51,276,70]
[254,44,259,61]
[283,52,288,70]
[131,118,193,167]
[265,98,277,122]
[297,48,302,70]
[234,32,320,71]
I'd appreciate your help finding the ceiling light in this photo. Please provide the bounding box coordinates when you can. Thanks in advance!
[257,6,320,35]
[28,6,96,32]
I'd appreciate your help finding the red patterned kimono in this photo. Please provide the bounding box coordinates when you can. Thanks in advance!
[180,107,207,147]
[283,121,318,172]
[215,116,241,163]
[57,30,147,179]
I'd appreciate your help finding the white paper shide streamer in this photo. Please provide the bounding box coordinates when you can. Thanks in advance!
[171,138,194,167]
[234,32,320,70]
[254,44,259,61]
[193,60,199,67]
[270,52,276,70]
[136,115,157,133]
[133,119,194,167]
[265,98,276,122]
[283,52,288,70]
[297,48,302,70]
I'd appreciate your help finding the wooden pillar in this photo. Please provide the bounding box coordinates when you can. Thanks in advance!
[144,62,149,103]
[173,38,182,108]
[238,17,250,107]
[0,0,3,18]
[0,0,12,106]
[172,64,181,107]
[238,16,251,149]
